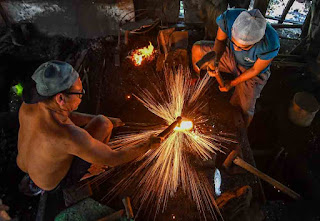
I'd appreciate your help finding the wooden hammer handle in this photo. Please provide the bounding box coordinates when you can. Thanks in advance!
[233,157,301,200]
[214,69,225,88]
[122,197,134,219]
[208,62,224,88]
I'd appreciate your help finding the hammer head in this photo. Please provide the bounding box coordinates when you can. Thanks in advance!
[222,150,239,169]
[195,51,216,70]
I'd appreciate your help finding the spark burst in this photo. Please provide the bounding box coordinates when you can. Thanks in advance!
[93,66,233,220]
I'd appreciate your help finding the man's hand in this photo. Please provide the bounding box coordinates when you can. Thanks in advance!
[108,117,125,127]
[207,62,218,77]
[219,80,233,92]
[80,164,109,181]
[148,135,163,149]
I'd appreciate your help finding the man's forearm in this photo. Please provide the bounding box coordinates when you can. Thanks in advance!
[69,112,95,127]
[111,142,150,166]
[231,67,260,87]
[213,39,227,62]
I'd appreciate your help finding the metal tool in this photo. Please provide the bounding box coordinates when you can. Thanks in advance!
[97,197,134,221]
[223,150,301,200]
[157,116,182,139]
[196,51,225,87]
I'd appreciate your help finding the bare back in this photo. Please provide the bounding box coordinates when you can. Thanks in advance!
[17,102,75,191]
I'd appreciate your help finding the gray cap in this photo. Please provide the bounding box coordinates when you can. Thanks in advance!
[231,9,267,45]
[31,61,79,96]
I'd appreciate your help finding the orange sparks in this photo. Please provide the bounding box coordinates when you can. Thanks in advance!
[131,42,155,66]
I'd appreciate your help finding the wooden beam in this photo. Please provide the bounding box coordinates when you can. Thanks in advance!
[253,0,270,16]
[265,15,303,25]
[271,23,302,29]
[0,3,11,28]
[279,0,295,24]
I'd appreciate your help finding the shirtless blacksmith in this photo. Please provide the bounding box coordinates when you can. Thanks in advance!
[17,60,161,193]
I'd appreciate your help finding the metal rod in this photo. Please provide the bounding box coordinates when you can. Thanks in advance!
[157,117,182,139]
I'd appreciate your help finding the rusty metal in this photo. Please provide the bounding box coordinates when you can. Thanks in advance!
[157,117,182,139]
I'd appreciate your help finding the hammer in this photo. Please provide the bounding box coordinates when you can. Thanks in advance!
[157,116,182,139]
[195,51,225,88]
[223,150,301,200]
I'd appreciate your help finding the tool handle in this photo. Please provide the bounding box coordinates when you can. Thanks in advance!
[97,210,125,221]
[233,157,301,200]
[214,69,225,88]
[122,197,134,219]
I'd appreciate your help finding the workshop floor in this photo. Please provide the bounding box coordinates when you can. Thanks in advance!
[0,27,320,220]
[248,64,320,220]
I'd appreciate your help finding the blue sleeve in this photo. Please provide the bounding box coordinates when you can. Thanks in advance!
[258,25,280,60]
[258,48,279,60]
[216,11,227,34]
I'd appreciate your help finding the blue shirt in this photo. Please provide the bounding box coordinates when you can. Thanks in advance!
[216,9,280,73]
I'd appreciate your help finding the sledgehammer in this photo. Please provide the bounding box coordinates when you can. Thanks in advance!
[196,51,225,87]
[223,150,301,200]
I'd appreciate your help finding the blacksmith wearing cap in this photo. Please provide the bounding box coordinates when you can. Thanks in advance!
[17,61,161,194]
[192,9,280,127]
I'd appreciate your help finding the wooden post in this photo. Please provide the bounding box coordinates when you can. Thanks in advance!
[279,0,295,24]
[253,0,270,16]
[124,30,130,45]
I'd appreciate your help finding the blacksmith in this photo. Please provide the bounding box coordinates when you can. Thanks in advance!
[192,9,280,127]
[17,61,161,194]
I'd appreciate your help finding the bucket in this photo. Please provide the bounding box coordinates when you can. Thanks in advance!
[288,92,320,127]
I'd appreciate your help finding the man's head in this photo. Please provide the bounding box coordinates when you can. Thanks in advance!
[231,9,267,49]
[24,61,83,111]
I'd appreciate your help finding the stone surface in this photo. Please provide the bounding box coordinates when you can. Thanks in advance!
[0,0,135,38]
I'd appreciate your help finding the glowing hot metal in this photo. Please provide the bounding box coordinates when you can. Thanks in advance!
[174,120,193,131]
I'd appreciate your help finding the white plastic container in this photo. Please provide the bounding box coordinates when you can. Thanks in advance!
[288,92,320,127]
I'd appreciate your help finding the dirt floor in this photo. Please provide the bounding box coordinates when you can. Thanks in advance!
[0,25,320,220]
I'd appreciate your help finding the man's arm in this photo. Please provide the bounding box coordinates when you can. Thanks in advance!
[207,27,227,74]
[69,112,95,127]
[231,58,273,86]
[70,112,124,127]
[66,126,159,167]
[213,27,228,62]
[219,58,273,92]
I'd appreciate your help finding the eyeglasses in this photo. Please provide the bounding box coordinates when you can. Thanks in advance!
[230,39,253,51]
[65,88,85,99]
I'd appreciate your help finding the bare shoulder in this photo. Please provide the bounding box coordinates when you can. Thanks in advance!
[63,123,97,153]
[19,102,33,117]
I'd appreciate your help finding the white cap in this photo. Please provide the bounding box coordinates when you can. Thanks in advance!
[231,9,267,45]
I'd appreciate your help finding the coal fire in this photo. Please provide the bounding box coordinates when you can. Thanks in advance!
[130,42,155,66]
